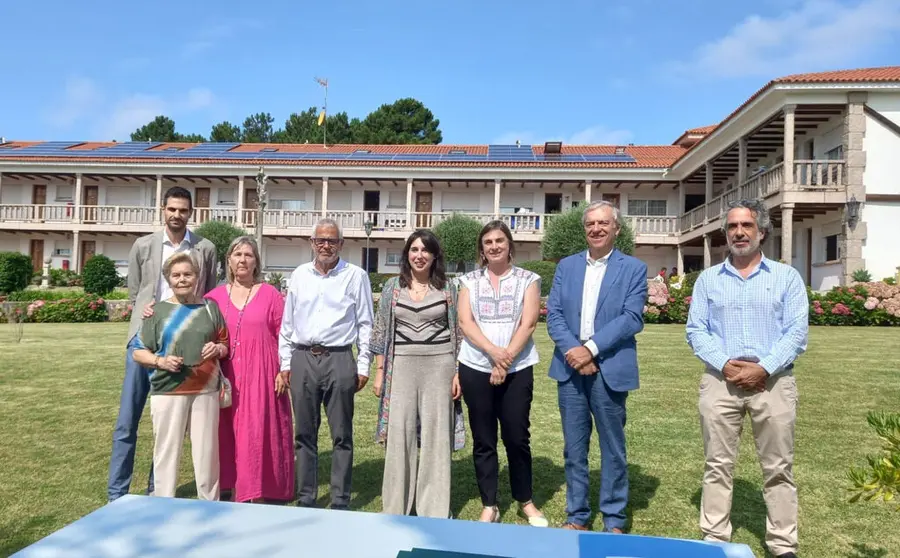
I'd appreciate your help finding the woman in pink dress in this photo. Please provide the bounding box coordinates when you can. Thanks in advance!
[205,236,294,503]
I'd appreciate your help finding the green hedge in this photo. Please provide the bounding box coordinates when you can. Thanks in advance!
[6,288,128,302]
[518,260,557,297]
[369,272,398,292]
[0,252,33,294]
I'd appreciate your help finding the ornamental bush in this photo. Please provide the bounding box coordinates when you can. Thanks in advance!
[27,294,109,323]
[541,205,635,260]
[82,255,120,295]
[0,252,33,295]
[433,214,482,273]
[194,220,249,279]
[517,260,557,297]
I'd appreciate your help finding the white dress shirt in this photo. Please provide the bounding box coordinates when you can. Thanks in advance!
[278,259,374,376]
[580,250,611,357]
[156,229,194,302]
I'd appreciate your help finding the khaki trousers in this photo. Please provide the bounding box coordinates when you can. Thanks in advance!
[150,391,220,500]
[698,371,798,556]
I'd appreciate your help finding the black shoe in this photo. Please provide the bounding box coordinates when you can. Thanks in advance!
[776,553,797,558]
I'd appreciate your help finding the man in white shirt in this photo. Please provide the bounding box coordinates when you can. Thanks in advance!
[546,201,648,532]
[279,218,374,510]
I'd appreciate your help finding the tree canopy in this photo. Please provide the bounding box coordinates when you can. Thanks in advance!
[128,97,443,145]
[541,204,635,260]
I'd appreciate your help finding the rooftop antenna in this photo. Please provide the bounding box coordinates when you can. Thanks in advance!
[314,77,328,148]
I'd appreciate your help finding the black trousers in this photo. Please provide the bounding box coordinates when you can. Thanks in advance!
[290,348,356,509]
[458,362,534,507]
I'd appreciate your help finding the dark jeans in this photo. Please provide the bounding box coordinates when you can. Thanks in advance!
[108,335,155,501]
[290,348,356,509]
[458,363,534,507]
[558,371,628,530]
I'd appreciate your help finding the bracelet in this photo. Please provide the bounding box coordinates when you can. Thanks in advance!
[154,356,160,368]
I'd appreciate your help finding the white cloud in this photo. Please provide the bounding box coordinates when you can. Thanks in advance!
[183,87,216,111]
[44,78,218,141]
[669,0,900,79]
[183,20,262,58]
[97,94,168,141]
[45,77,104,127]
[492,125,633,146]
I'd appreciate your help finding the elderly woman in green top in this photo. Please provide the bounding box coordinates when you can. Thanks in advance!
[132,251,229,501]
[371,229,464,519]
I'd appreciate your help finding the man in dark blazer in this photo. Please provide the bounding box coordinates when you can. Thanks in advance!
[547,200,648,532]
[107,186,218,501]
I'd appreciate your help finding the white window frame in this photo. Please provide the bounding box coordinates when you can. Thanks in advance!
[627,199,667,216]
[385,250,402,266]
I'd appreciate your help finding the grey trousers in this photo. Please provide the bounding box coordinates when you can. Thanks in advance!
[290,348,357,509]
[382,352,456,518]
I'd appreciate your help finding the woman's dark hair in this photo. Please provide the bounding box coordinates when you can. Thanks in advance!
[477,220,515,267]
[399,229,447,290]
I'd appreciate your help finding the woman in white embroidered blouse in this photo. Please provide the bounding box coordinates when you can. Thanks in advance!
[456,220,547,527]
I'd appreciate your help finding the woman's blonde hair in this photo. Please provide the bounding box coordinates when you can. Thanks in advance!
[163,251,201,281]
[225,236,263,284]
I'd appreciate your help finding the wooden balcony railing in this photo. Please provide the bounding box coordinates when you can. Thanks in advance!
[627,216,679,235]
[794,159,845,189]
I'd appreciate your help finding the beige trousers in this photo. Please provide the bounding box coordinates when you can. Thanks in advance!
[150,391,220,500]
[698,370,798,556]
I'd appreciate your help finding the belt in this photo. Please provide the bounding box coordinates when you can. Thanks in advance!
[293,343,352,356]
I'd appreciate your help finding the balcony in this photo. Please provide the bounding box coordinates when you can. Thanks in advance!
[680,159,846,233]
[0,204,679,244]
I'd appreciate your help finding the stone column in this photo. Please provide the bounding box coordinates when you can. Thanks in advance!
[493,179,501,218]
[783,105,796,187]
[72,230,81,272]
[737,137,748,186]
[781,203,794,265]
[841,92,868,285]
[584,180,592,204]
[237,176,245,227]
[678,181,686,214]
[405,178,413,230]
[321,177,329,218]
[0,172,3,201]
[703,234,712,269]
[155,175,163,225]
[676,243,684,275]
[73,173,83,224]
[704,162,714,221]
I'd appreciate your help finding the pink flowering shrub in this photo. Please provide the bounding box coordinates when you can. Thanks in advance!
[27,294,108,323]
[808,283,900,326]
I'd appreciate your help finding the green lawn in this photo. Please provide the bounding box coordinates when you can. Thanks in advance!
[0,323,897,557]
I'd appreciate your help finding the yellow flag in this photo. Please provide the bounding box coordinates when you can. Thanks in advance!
[317,110,325,126]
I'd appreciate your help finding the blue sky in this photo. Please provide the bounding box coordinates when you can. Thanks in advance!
[2,0,899,146]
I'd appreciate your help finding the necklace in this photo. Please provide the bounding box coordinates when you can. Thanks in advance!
[224,283,254,356]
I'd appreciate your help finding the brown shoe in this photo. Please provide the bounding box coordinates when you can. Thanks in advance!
[606,527,624,534]
[561,522,589,531]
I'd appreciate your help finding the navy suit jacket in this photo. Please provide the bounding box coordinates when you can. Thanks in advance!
[546,249,648,392]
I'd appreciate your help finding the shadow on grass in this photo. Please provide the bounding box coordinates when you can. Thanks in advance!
[690,478,767,553]
[623,464,661,532]
[847,542,889,558]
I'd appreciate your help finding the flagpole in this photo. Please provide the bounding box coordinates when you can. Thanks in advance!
[315,77,328,148]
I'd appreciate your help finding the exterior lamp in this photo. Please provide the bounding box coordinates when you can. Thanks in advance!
[364,220,374,272]
[845,195,861,229]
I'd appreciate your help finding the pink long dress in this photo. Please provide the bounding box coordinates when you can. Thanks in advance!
[205,283,294,502]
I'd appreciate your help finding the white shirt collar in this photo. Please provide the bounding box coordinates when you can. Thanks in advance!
[162,229,192,247]
[586,249,612,266]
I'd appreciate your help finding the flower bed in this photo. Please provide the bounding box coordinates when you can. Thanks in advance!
[1,296,132,323]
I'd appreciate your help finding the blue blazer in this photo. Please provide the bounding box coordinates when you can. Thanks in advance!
[546,249,648,392]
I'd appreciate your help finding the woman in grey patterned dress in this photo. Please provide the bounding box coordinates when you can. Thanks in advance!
[370,230,463,518]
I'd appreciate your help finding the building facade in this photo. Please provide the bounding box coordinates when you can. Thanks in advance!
[1,67,899,289]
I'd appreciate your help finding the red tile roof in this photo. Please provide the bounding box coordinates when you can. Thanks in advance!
[775,66,900,83]
[686,125,717,135]
[230,143,490,155]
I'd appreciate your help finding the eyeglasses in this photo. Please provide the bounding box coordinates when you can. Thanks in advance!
[312,238,341,247]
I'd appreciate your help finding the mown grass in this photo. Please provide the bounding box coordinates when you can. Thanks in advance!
[0,323,897,557]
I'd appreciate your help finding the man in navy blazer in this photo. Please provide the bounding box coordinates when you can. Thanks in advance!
[547,201,648,532]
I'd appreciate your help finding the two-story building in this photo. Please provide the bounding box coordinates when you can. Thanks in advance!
[1,66,899,289]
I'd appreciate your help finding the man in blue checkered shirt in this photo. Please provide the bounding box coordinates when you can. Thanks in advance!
[686,199,808,558]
